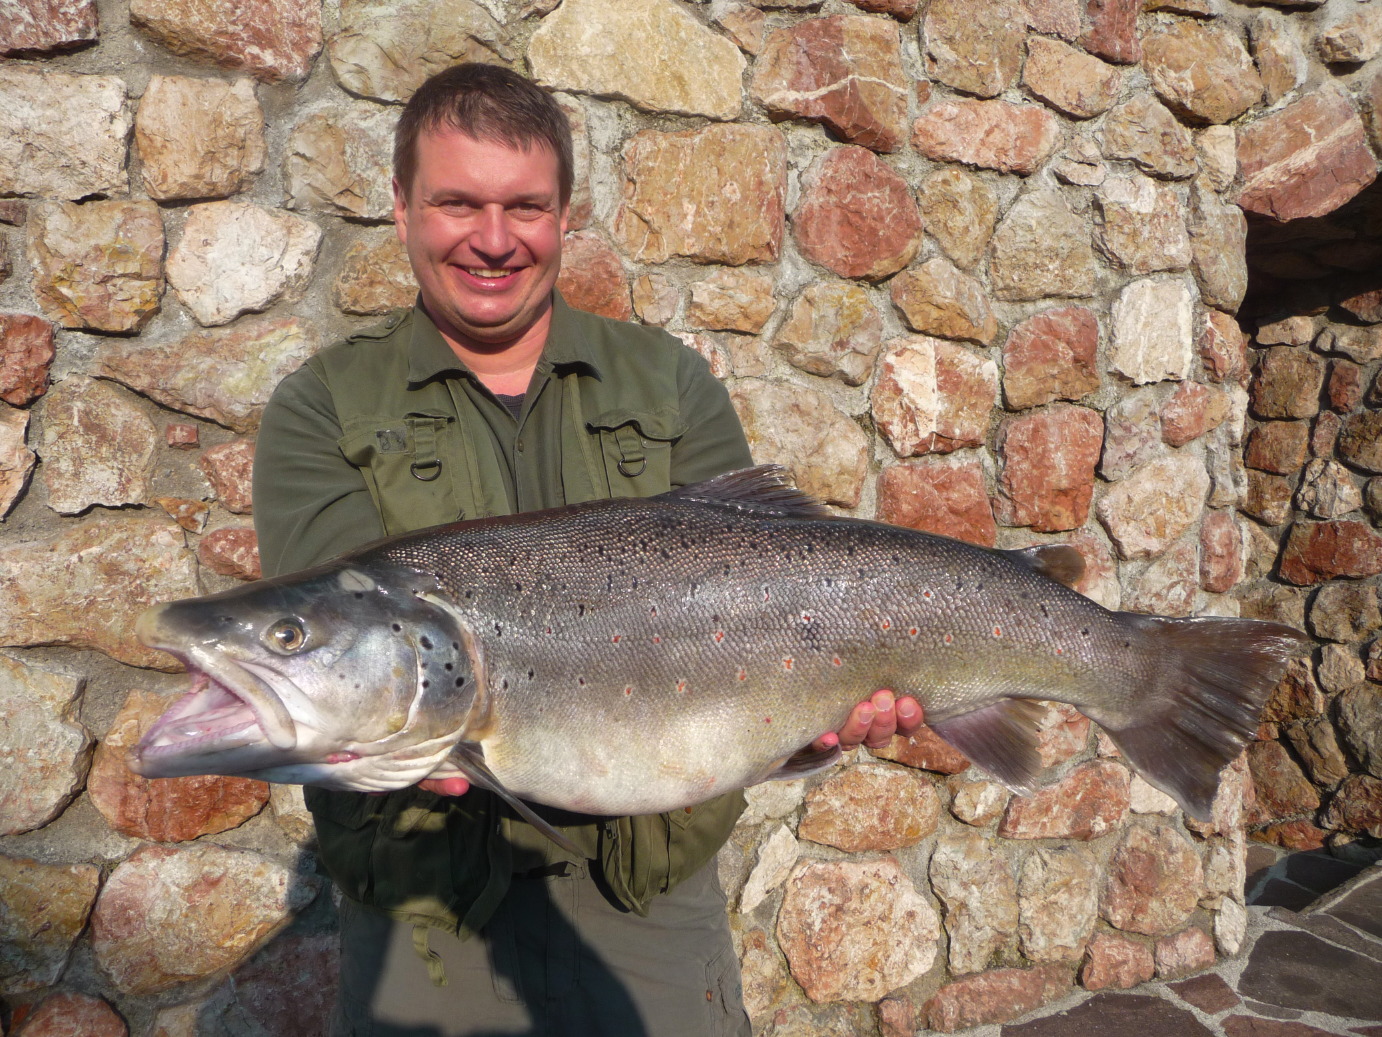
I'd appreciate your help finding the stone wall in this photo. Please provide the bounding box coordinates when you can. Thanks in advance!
[0,0,1378,1034]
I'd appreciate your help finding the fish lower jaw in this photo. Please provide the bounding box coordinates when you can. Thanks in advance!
[133,673,286,774]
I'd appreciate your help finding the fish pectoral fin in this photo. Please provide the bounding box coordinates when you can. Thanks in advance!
[928,700,1047,795]
[445,743,582,856]
[756,742,843,783]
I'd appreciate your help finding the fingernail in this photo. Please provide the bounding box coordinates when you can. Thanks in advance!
[858,708,875,725]
[876,691,894,711]
[898,701,919,720]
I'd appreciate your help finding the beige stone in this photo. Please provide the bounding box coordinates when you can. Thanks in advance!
[1022,36,1123,119]
[1094,176,1192,276]
[1110,278,1195,384]
[1019,845,1099,963]
[1143,20,1263,125]
[130,0,322,82]
[778,858,939,1002]
[989,189,1098,301]
[912,99,1061,176]
[1188,185,1248,313]
[923,0,1025,98]
[136,75,266,201]
[1196,126,1238,194]
[0,653,91,838]
[0,517,199,670]
[328,0,506,103]
[800,765,940,852]
[890,258,997,345]
[1098,454,1210,560]
[729,379,868,507]
[1317,6,1382,65]
[0,69,130,199]
[917,168,999,271]
[687,268,776,334]
[333,230,416,315]
[713,2,767,55]
[931,832,1019,974]
[167,201,322,326]
[1252,13,1307,106]
[0,855,100,995]
[93,316,319,433]
[614,125,785,265]
[872,337,998,458]
[773,282,882,385]
[1101,93,1197,180]
[284,103,396,220]
[529,0,744,120]
[39,378,158,515]
[28,201,164,333]
[0,405,35,519]
[632,273,679,326]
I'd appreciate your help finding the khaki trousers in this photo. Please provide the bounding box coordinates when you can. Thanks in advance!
[330,861,751,1037]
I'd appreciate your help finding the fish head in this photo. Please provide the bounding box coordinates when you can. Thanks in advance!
[129,563,484,792]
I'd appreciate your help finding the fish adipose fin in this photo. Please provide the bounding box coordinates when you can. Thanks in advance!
[1005,545,1085,590]
[929,699,1049,794]
[665,465,834,519]
[1097,616,1307,822]
[446,743,582,856]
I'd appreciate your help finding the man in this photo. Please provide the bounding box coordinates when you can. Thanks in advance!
[253,63,922,1036]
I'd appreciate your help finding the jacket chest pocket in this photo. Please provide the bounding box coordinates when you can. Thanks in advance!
[340,413,465,534]
[586,409,686,499]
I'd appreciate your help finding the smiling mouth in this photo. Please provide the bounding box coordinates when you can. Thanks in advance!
[464,266,519,279]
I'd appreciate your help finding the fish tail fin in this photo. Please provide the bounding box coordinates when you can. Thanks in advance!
[1098,615,1307,822]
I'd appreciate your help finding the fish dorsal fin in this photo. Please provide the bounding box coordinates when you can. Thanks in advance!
[927,699,1048,794]
[1005,545,1085,589]
[664,465,833,518]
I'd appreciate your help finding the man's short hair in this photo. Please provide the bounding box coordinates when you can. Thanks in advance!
[394,63,574,205]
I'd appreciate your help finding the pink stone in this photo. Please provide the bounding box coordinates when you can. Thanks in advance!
[912,99,1061,175]
[1160,382,1229,447]
[0,313,54,406]
[846,0,918,16]
[1244,422,1308,475]
[1080,931,1155,990]
[165,423,199,449]
[1328,361,1364,412]
[924,963,1070,1032]
[922,0,1026,98]
[871,723,973,775]
[1155,927,1216,979]
[0,0,99,55]
[1200,310,1248,383]
[1142,20,1263,125]
[199,438,254,514]
[1001,306,1100,409]
[876,996,917,1037]
[1035,703,1092,768]
[1022,36,1123,119]
[1320,775,1382,835]
[750,15,909,152]
[875,458,997,547]
[1237,85,1379,222]
[88,688,270,843]
[13,992,127,1037]
[1251,347,1324,420]
[1100,824,1205,936]
[999,760,1132,840]
[792,146,922,281]
[1245,740,1321,825]
[198,527,262,580]
[130,0,323,82]
[554,231,631,322]
[1200,510,1243,593]
[871,337,998,458]
[231,932,339,1037]
[995,405,1103,533]
[1278,520,1382,585]
[1082,0,1141,64]
[154,496,210,533]
[1341,286,1382,324]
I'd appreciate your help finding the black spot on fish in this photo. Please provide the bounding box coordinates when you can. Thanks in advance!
[578,603,586,617]
[527,668,535,679]
[513,582,522,592]
[444,662,453,671]
[502,679,509,690]
[1040,604,1050,618]
[455,677,466,687]
[392,623,402,632]
[354,592,364,600]
[422,680,430,689]
[1081,628,1090,636]
[493,622,503,635]
[420,636,433,650]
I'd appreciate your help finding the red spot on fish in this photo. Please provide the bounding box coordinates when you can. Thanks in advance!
[881,619,891,630]
[800,611,813,623]
[713,630,724,643]
[652,635,662,644]
[737,668,748,681]
[944,633,954,644]
[782,657,794,671]
[832,655,842,667]
[611,634,621,643]
[650,605,658,617]
[763,716,772,724]
[545,626,553,635]
[326,751,360,764]
[993,625,1002,638]
[623,686,634,696]
[908,626,919,637]
[763,588,771,602]
[676,681,687,694]
[1055,647,1064,655]
[923,590,933,599]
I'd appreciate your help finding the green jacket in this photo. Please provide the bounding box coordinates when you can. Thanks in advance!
[252,295,753,936]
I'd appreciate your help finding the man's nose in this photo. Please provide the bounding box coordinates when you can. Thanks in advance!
[472,204,515,257]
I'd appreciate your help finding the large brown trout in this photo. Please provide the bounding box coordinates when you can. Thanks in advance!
[132,467,1304,842]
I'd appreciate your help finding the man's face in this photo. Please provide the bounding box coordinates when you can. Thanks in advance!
[394,128,569,351]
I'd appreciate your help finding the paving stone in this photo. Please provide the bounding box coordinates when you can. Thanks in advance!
[1238,929,1382,1018]
[1170,972,1240,1014]
[1003,992,1214,1037]
[1223,1017,1344,1037]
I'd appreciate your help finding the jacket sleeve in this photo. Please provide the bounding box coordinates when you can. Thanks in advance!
[252,363,387,578]
[669,346,754,487]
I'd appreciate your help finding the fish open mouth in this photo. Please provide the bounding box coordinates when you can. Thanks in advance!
[131,661,297,776]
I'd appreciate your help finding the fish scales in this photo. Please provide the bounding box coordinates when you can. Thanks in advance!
[131,466,1306,828]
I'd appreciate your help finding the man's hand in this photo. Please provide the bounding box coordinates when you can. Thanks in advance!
[419,776,471,796]
[812,690,924,753]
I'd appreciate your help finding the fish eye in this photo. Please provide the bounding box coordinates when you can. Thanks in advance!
[266,619,308,654]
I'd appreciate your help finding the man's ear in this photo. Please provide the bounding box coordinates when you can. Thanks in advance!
[392,176,409,246]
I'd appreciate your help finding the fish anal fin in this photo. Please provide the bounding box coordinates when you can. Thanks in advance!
[664,466,833,519]
[1005,544,1086,589]
[445,743,581,855]
[928,700,1047,794]
[756,743,843,783]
